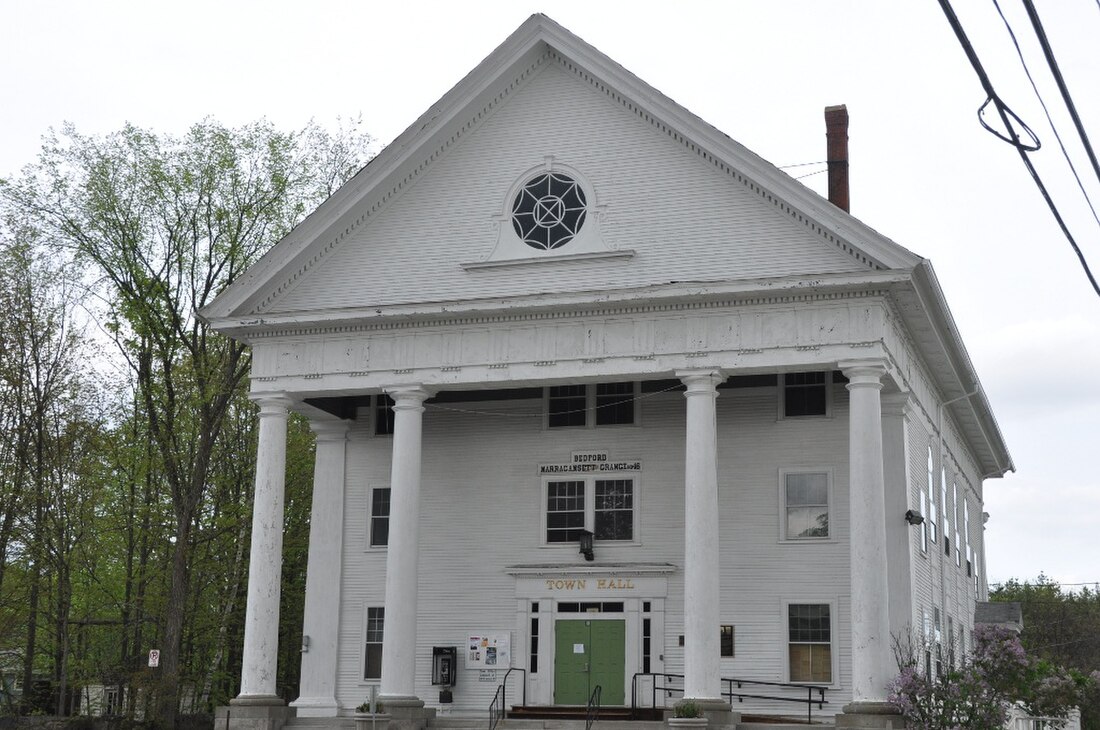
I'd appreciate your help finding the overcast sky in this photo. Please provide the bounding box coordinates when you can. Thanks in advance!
[2,1,1097,589]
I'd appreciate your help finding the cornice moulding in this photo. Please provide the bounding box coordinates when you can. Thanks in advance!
[209,271,907,340]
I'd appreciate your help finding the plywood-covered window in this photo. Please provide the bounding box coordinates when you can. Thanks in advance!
[788,604,832,683]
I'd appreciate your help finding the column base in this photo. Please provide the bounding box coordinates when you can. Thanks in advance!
[835,702,904,729]
[289,695,338,717]
[215,702,294,730]
[375,697,435,730]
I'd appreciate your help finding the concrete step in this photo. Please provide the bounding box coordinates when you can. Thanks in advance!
[283,720,356,730]
[739,724,833,730]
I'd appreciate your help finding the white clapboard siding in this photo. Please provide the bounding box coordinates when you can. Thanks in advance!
[266,59,866,315]
[334,382,865,715]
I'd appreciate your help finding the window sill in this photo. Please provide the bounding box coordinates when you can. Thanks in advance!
[539,540,642,549]
[777,538,838,545]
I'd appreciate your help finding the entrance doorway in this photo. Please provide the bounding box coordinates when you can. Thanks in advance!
[553,619,625,705]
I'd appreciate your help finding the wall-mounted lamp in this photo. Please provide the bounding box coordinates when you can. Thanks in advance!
[301,635,310,653]
[904,509,925,526]
[578,530,594,561]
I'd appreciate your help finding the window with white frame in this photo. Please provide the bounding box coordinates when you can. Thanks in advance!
[942,467,950,557]
[547,383,637,428]
[545,476,636,543]
[781,471,830,540]
[788,603,832,683]
[363,606,384,680]
[948,616,955,669]
[927,447,938,544]
[369,487,390,547]
[782,372,830,418]
[964,499,972,576]
[920,489,929,553]
[953,482,961,567]
[923,608,932,681]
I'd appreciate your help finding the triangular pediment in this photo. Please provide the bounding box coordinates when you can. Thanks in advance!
[202,14,921,328]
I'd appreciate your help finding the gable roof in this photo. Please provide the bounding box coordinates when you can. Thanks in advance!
[199,14,1012,477]
[201,13,921,323]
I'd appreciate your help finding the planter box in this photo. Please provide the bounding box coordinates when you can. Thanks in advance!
[354,713,391,730]
[667,718,708,730]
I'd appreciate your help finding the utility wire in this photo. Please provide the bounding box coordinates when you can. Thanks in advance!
[424,382,685,419]
[936,0,1100,297]
[992,0,1100,230]
[1021,0,1100,192]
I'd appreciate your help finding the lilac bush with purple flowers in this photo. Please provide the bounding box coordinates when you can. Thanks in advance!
[889,625,1095,730]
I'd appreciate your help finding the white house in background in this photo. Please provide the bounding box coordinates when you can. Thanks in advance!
[202,14,1012,730]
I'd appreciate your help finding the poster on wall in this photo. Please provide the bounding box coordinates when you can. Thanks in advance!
[465,632,512,669]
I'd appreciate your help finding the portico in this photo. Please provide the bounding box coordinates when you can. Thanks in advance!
[228,301,909,719]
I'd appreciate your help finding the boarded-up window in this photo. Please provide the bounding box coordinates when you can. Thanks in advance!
[788,604,831,683]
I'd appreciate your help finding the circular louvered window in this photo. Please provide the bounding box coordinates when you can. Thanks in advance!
[511,172,587,250]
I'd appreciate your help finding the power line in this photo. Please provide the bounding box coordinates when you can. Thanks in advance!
[992,0,1100,230]
[778,160,828,169]
[1020,0,1100,192]
[935,0,1100,298]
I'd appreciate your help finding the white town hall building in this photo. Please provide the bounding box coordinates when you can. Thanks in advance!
[203,14,1012,730]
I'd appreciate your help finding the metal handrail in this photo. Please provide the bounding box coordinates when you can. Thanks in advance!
[488,667,527,730]
[489,684,505,730]
[631,672,830,724]
[585,685,602,730]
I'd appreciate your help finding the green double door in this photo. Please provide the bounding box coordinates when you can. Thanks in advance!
[553,619,625,706]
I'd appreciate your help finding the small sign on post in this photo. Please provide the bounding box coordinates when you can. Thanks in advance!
[148,649,160,668]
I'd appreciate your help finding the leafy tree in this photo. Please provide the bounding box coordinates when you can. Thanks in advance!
[992,576,1100,730]
[1,117,372,726]
[890,624,1097,730]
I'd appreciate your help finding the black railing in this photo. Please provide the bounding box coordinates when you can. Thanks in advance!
[630,672,829,724]
[488,667,527,730]
[585,685,602,730]
[489,684,505,730]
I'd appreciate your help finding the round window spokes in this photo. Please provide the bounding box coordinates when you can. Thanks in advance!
[512,172,587,250]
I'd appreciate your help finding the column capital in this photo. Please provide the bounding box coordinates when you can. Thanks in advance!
[383,385,433,410]
[250,393,294,414]
[309,419,351,441]
[675,369,725,394]
[838,359,887,389]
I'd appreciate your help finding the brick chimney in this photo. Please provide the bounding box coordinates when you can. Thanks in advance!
[825,104,849,212]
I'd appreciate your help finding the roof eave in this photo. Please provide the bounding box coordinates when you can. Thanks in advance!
[905,261,1014,478]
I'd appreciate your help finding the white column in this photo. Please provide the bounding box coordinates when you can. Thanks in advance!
[840,360,892,707]
[379,386,431,705]
[881,394,913,650]
[677,369,724,703]
[235,395,292,704]
[292,419,350,716]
